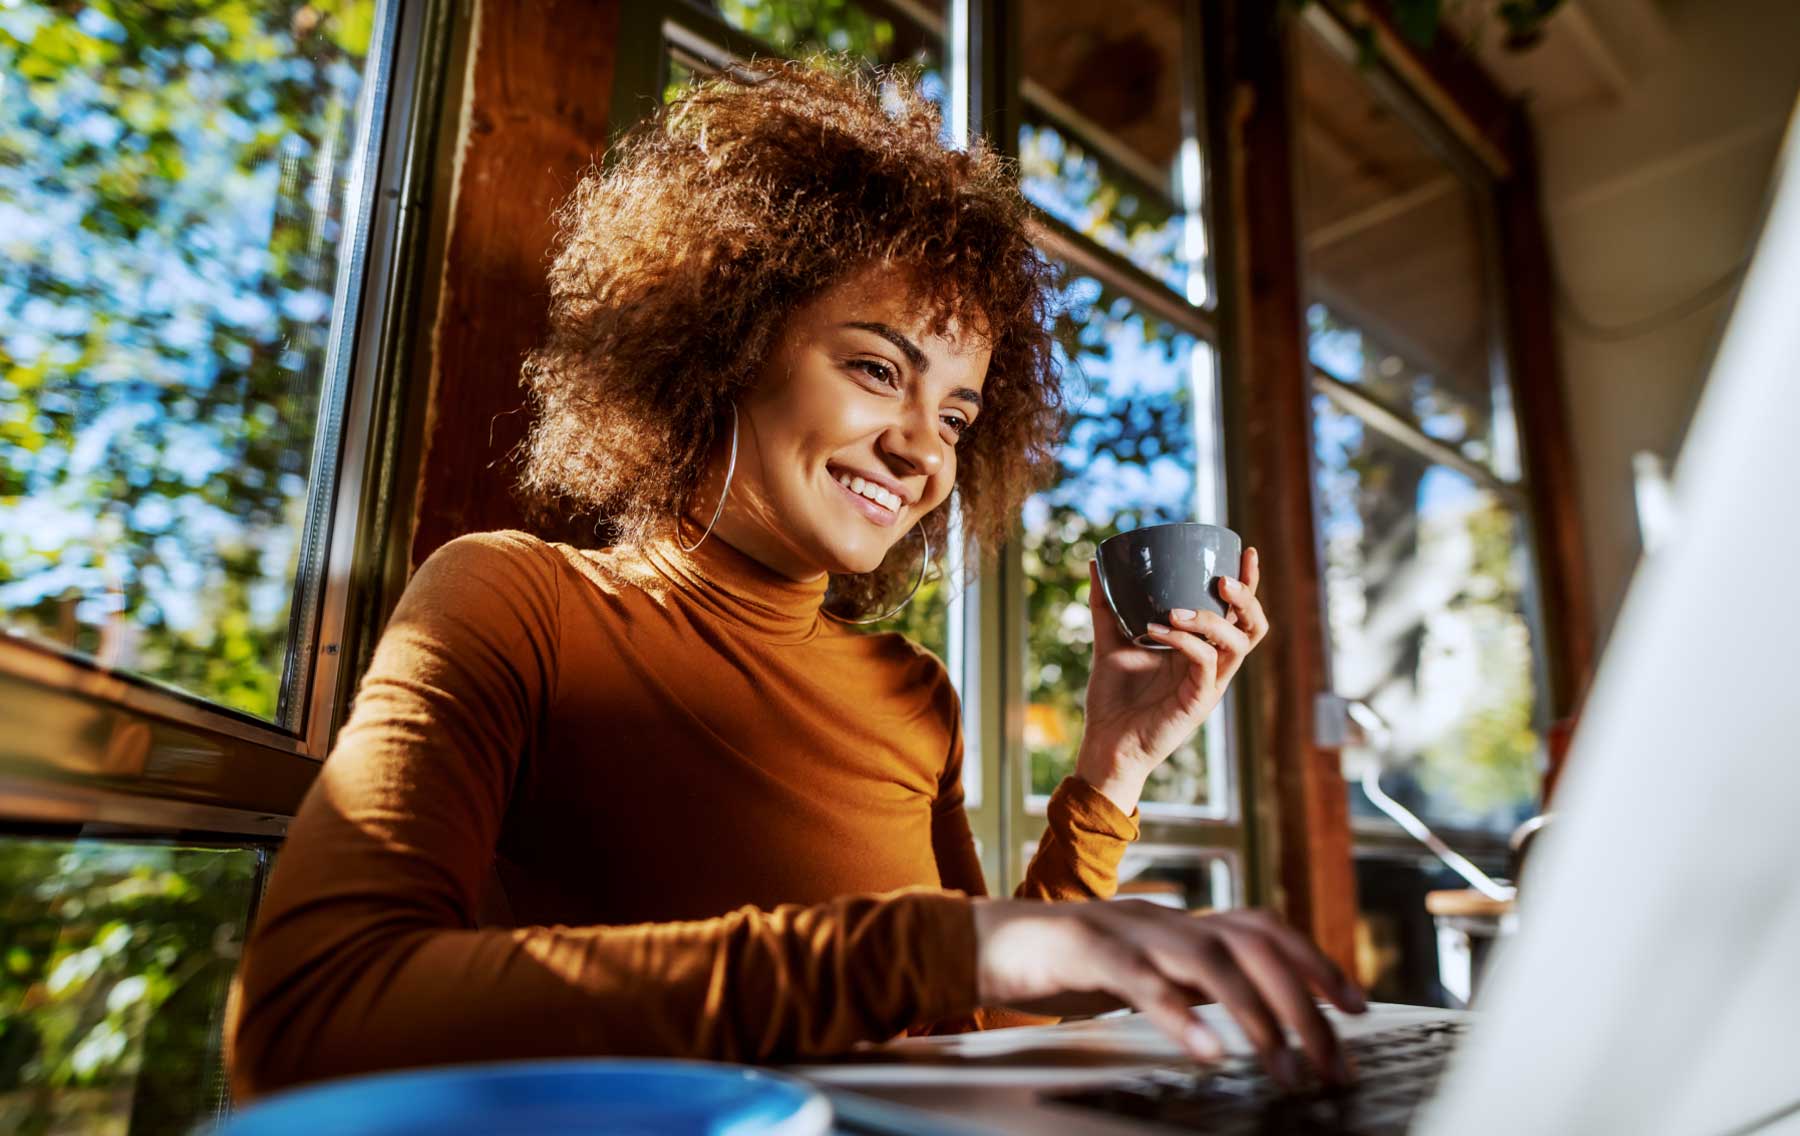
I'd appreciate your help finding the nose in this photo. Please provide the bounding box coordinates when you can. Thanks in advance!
[878,403,945,481]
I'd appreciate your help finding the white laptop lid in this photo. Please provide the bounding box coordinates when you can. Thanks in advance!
[1419,103,1800,1136]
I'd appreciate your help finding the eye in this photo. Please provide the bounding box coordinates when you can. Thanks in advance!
[941,414,971,441]
[853,358,899,388]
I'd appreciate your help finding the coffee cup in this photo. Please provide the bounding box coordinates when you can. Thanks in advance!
[1095,522,1243,648]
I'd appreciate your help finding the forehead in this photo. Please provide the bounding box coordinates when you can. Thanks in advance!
[797,264,991,365]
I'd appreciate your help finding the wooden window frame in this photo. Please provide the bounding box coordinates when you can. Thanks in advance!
[1203,0,1596,968]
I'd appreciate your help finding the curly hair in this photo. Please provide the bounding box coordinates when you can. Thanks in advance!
[518,58,1065,619]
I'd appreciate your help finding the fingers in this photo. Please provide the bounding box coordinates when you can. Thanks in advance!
[1114,910,1293,1085]
[1242,546,1261,595]
[1215,920,1348,1087]
[1170,608,1250,658]
[1142,621,1219,692]
[1114,905,1356,1090]
[1087,560,1131,653]
[1218,576,1270,644]
[1242,910,1368,1015]
[1082,924,1225,1063]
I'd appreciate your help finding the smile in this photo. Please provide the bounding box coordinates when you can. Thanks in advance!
[831,471,903,527]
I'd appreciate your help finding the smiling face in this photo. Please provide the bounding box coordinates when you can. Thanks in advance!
[700,266,991,580]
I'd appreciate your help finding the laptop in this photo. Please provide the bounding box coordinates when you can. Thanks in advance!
[789,103,1800,1136]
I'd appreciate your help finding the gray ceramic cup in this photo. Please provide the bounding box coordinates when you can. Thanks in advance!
[1096,522,1243,648]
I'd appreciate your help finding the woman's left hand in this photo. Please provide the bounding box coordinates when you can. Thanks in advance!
[1075,548,1271,814]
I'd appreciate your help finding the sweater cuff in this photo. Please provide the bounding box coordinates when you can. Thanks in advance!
[906,889,981,1024]
[1051,775,1142,841]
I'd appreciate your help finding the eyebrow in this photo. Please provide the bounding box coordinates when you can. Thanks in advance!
[842,321,983,410]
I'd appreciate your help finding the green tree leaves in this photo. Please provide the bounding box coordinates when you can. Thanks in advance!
[0,0,379,721]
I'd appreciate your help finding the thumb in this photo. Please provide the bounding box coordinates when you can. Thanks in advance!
[1088,559,1130,653]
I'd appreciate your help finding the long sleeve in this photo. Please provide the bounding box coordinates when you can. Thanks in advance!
[1013,776,1140,901]
[923,685,1140,1035]
[928,691,1138,906]
[225,533,978,1102]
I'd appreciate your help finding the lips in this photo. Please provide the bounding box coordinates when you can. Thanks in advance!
[830,472,901,527]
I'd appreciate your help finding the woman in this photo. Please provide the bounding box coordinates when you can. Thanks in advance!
[225,61,1364,1103]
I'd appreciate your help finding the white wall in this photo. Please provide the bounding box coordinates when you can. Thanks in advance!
[1530,0,1800,649]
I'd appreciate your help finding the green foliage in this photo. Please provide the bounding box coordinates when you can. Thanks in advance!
[1418,496,1541,814]
[1017,118,1192,295]
[714,0,899,59]
[0,839,264,1135]
[1310,305,1544,833]
[675,1,946,111]
[0,0,380,721]
[1022,269,1213,806]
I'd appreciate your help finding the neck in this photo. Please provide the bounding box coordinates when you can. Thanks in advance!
[700,503,828,584]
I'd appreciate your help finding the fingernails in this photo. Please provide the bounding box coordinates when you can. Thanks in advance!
[1343,983,1369,1013]
[1170,608,1196,622]
[1220,578,1238,594]
[1146,622,1171,635]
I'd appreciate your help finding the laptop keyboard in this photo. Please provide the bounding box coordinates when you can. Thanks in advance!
[1045,1019,1468,1135]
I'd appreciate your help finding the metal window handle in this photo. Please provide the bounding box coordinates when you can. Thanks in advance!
[1334,697,1517,903]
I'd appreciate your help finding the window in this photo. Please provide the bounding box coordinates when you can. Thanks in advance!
[1023,268,1229,818]
[0,0,397,725]
[1018,0,1208,302]
[0,835,271,1135]
[1295,15,1549,843]
[699,0,946,77]
[0,0,418,1128]
[1294,10,1552,1003]
[1007,2,1243,897]
[1025,839,1239,911]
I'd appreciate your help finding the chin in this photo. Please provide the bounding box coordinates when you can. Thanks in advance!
[809,531,894,577]
[830,544,890,577]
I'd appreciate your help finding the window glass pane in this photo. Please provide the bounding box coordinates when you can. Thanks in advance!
[1313,393,1545,835]
[0,2,390,720]
[1019,1,1207,301]
[0,838,265,1135]
[882,559,949,662]
[664,53,700,104]
[695,0,949,113]
[1117,846,1236,911]
[1025,269,1222,811]
[1295,22,1518,479]
[1024,841,1235,912]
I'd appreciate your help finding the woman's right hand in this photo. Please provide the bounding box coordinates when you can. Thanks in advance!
[970,898,1368,1090]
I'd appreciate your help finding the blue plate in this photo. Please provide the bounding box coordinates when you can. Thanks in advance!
[218,1059,832,1135]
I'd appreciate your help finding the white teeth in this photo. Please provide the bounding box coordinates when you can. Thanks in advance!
[836,473,900,513]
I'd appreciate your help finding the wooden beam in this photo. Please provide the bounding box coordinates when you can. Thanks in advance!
[409,0,623,569]
[1205,0,1358,971]
[1319,0,1516,177]
[1496,107,1597,756]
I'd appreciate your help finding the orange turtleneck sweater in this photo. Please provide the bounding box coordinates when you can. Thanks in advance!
[225,529,1140,1101]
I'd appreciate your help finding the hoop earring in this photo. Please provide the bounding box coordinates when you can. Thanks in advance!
[676,403,739,553]
[825,525,931,625]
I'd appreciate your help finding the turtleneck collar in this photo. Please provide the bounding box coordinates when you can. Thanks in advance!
[639,521,831,644]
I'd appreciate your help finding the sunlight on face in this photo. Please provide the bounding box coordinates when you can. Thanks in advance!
[708,265,991,580]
